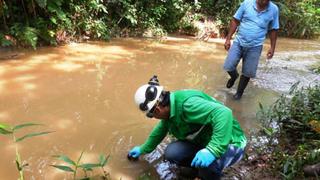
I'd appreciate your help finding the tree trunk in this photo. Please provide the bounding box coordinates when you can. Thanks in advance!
[31,0,36,18]
[21,0,29,25]
[1,0,8,30]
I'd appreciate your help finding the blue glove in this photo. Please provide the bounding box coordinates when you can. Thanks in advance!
[128,146,141,158]
[191,148,216,168]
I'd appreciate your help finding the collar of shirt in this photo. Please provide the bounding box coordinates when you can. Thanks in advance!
[253,0,270,13]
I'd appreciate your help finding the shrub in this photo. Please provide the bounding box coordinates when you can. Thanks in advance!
[258,83,320,178]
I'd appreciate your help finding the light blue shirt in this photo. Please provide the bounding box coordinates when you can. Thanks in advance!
[234,0,279,47]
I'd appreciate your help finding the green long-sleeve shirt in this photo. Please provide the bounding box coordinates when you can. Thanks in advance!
[140,90,247,158]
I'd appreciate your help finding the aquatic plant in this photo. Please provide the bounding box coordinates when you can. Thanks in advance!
[0,122,52,180]
[51,151,110,180]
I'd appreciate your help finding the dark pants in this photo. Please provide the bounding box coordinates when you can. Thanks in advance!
[164,140,244,180]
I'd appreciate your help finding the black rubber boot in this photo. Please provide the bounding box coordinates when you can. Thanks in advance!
[226,70,239,88]
[233,75,250,100]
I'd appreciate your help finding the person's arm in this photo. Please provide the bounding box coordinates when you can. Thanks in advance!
[205,106,233,157]
[267,5,280,59]
[139,120,168,154]
[225,1,245,50]
[267,29,278,59]
[225,18,240,50]
[183,97,233,158]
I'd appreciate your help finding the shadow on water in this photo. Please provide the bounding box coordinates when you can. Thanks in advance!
[0,37,318,179]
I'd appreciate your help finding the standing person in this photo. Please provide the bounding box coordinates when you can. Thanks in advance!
[223,0,279,100]
[128,75,247,180]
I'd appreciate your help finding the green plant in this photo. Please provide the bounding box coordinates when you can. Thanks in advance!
[9,23,39,49]
[0,122,52,180]
[0,32,13,47]
[257,83,320,178]
[52,151,110,180]
[1,0,319,48]
[196,0,241,35]
[179,12,200,36]
[279,145,320,179]
[310,62,320,74]
[275,0,320,38]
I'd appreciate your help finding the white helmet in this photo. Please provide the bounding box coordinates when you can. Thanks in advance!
[134,84,164,112]
[134,76,164,116]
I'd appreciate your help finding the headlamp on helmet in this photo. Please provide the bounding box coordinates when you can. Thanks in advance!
[134,75,164,118]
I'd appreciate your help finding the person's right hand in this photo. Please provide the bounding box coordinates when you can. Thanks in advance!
[128,146,141,158]
[224,39,231,51]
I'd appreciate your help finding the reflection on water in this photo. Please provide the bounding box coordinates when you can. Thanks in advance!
[0,37,318,179]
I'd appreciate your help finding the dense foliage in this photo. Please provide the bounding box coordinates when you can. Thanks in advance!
[0,0,319,48]
[0,0,196,48]
[257,83,320,179]
[275,0,320,39]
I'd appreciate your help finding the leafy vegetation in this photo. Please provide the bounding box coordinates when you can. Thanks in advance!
[197,0,242,36]
[257,83,320,179]
[275,0,320,39]
[310,62,320,74]
[0,122,52,180]
[51,151,110,179]
[1,0,319,48]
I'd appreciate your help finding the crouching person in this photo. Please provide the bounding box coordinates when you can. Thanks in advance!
[128,75,247,179]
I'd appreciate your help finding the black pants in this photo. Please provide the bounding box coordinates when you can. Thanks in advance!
[164,140,244,180]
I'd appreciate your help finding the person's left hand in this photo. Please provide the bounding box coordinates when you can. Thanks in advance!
[224,39,231,51]
[267,49,274,59]
[191,148,216,168]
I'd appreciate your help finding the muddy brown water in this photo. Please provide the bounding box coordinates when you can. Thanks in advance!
[0,36,319,179]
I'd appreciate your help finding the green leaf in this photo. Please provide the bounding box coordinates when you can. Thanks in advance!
[51,165,75,172]
[283,160,291,174]
[289,81,300,94]
[13,123,42,131]
[54,155,76,166]
[0,123,12,135]
[79,163,100,170]
[99,154,110,167]
[76,151,84,166]
[16,161,29,171]
[263,127,273,136]
[0,35,13,47]
[15,160,21,171]
[50,17,57,24]
[258,102,264,111]
[48,30,55,37]
[15,131,53,142]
